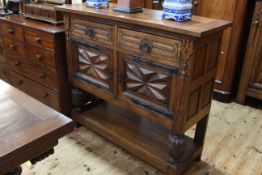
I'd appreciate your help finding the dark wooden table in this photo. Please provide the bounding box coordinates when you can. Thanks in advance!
[0,80,74,175]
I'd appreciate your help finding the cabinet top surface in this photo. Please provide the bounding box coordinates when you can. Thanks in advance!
[0,15,65,34]
[56,3,231,38]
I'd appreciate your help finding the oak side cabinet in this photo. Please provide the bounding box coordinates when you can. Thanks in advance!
[56,4,230,175]
[237,1,262,104]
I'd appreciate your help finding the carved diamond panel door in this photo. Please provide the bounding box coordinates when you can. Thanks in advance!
[72,41,113,93]
[118,53,174,117]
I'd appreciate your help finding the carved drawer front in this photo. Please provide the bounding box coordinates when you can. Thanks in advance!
[2,37,26,56]
[9,71,60,111]
[118,28,181,66]
[72,41,114,93]
[0,63,9,82]
[118,53,175,118]
[71,19,114,46]
[7,56,59,90]
[0,22,24,41]
[25,29,55,49]
[26,45,56,70]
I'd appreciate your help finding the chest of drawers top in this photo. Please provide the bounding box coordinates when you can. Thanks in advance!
[0,15,64,36]
[56,4,231,38]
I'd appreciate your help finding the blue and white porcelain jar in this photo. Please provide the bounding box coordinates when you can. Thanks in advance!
[86,0,109,9]
[162,0,193,22]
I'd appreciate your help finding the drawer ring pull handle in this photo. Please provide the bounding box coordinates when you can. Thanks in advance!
[14,61,20,66]
[36,54,42,61]
[85,27,95,38]
[139,39,152,53]
[7,28,14,34]
[35,36,41,42]
[41,93,48,98]
[10,44,15,49]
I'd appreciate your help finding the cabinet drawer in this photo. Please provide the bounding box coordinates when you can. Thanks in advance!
[25,29,55,49]
[26,45,56,69]
[118,28,181,66]
[0,63,9,82]
[0,22,24,41]
[7,56,59,90]
[71,19,114,46]
[9,71,60,111]
[2,37,26,56]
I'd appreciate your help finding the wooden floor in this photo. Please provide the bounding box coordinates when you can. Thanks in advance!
[14,97,261,174]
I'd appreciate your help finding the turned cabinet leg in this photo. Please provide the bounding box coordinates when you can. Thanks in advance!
[71,88,95,113]
[168,134,187,163]
[4,166,22,175]
[194,115,209,161]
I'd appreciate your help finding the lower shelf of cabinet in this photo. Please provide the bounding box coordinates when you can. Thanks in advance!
[72,101,202,174]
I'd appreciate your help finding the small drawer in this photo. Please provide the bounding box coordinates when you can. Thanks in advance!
[118,28,181,66]
[0,22,24,41]
[71,18,114,46]
[2,37,26,56]
[25,29,55,49]
[26,45,56,69]
[0,63,10,82]
[7,57,59,90]
[9,71,60,111]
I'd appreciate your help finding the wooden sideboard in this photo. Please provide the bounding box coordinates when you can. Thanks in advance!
[56,4,230,175]
[0,16,71,115]
[236,1,262,104]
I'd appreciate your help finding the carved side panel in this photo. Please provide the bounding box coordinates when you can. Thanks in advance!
[179,40,194,79]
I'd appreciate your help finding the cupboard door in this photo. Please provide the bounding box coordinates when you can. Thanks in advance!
[72,41,114,94]
[118,53,176,118]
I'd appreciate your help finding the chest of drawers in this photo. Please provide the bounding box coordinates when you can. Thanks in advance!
[57,4,230,175]
[0,15,71,115]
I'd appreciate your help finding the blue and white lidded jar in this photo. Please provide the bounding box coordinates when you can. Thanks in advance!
[162,0,193,22]
[86,0,109,9]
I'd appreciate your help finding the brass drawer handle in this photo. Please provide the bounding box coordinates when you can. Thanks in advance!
[16,80,23,85]
[254,20,259,25]
[35,36,41,42]
[85,27,95,38]
[41,93,48,98]
[10,44,15,49]
[139,39,152,53]
[36,54,42,61]
[39,73,46,78]
[7,27,14,34]
[14,61,20,66]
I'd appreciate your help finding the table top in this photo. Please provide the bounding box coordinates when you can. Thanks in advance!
[56,3,231,38]
[0,80,73,173]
